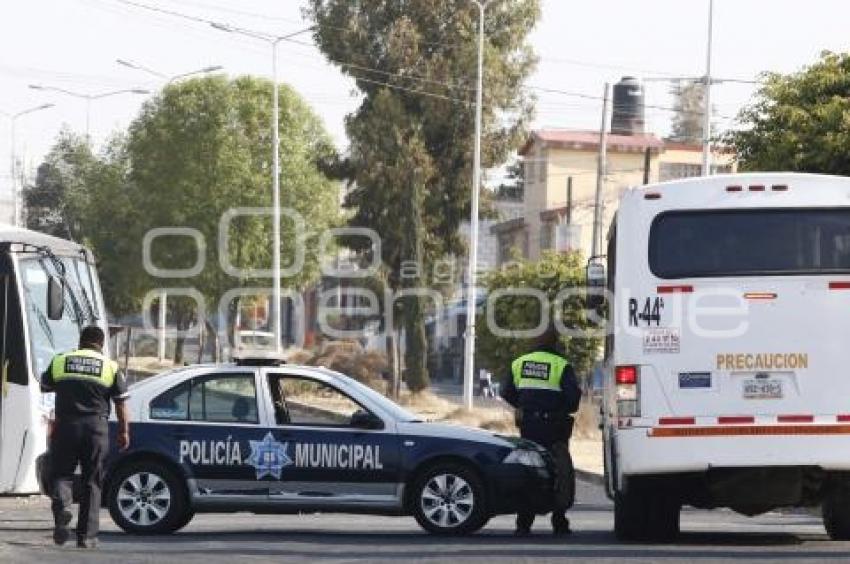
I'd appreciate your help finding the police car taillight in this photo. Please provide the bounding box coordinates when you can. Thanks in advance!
[615,365,640,417]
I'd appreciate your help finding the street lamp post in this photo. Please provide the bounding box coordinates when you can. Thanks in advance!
[462,0,490,411]
[27,85,149,140]
[116,59,224,84]
[702,0,715,175]
[210,22,313,354]
[3,103,55,227]
[115,60,222,361]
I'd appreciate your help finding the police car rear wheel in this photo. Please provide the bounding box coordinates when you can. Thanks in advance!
[108,460,190,535]
[412,463,488,535]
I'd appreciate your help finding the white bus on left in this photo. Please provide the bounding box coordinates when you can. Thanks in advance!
[0,225,108,493]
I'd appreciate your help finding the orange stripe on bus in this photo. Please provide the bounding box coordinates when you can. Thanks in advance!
[650,425,850,438]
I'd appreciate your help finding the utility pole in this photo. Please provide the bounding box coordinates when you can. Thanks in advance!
[702,0,715,175]
[5,103,54,227]
[591,83,610,259]
[157,290,167,362]
[462,0,490,411]
[211,22,313,354]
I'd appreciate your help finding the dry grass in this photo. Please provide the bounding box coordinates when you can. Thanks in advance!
[400,390,600,440]
[288,342,388,390]
[573,399,602,441]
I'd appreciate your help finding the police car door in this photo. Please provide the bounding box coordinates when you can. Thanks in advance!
[261,372,401,509]
[149,371,267,499]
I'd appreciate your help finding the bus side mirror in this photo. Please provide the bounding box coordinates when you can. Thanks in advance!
[586,262,606,311]
[47,276,65,321]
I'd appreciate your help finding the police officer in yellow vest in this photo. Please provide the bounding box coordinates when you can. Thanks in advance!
[40,326,131,549]
[501,325,582,536]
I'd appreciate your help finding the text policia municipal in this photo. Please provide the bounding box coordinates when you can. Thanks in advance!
[179,439,384,471]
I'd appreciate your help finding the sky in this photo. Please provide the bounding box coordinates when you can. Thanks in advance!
[2,0,850,196]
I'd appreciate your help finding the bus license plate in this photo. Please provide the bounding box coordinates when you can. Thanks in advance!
[742,379,783,399]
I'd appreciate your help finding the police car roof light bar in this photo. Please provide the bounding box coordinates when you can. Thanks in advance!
[232,350,287,367]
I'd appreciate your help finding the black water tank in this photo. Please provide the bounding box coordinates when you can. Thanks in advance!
[610,77,645,136]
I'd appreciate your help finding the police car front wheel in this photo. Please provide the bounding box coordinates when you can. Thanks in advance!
[411,463,489,535]
[108,460,191,535]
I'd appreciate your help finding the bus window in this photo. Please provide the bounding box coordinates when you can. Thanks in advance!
[19,257,90,379]
[650,208,850,278]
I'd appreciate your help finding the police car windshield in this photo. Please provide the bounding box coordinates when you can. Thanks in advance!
[315,368,422,422]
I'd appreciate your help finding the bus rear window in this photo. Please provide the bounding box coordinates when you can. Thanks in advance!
[649,209,850,278]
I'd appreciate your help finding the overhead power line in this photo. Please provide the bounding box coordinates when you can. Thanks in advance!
[101,0,744,121]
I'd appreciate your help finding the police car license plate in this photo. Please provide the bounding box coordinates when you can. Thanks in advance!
[742,379,783,399]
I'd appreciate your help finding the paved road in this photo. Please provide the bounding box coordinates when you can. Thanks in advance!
[1,479,848,563]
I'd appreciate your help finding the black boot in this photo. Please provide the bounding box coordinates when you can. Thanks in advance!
[515,512,534,536]
[53,509,72,546]
[552,514,571,536]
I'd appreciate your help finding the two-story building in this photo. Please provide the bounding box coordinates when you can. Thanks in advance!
[491,130,735,265]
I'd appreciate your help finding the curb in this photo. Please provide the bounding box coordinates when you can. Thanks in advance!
[575,468,604,486]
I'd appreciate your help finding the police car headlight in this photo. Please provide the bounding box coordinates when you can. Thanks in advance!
[503,449,546,468]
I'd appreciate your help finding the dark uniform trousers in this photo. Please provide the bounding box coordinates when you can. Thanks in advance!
[517,413,576,529]
[51,415,109,538]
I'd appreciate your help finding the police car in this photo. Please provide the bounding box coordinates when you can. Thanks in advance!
[100,356,554,535]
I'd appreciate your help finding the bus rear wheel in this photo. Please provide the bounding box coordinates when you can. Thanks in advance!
[823,491,850,540]
[614,484,680,542]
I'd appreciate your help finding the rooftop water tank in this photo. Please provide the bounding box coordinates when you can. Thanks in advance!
[610,76,645,136]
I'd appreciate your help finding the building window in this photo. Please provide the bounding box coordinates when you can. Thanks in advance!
[538,152,547,185]
[659,162,702,182]
[525,158,535,183]
[540,221,554,251]
[498,233,514,265]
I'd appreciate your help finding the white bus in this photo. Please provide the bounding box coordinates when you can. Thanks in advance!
[0,225,107,493]
[598,173,850,541]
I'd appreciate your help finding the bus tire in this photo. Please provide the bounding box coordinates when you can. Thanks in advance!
[107,459,190,535]
[615,485,680,542]
[823,492,850,540]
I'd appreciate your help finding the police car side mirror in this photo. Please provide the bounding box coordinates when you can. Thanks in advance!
[350,410,384,430]
[586,261,606,311]
[47,275,65,321]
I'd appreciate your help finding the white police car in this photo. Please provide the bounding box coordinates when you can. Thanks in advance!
[101,356,555,535]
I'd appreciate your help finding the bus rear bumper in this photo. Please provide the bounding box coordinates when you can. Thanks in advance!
[616,426,850,476]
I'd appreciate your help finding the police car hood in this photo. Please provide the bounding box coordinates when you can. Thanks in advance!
[396,421,538,450]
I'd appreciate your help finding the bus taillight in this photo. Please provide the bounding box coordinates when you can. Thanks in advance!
[615,365,640,417]
[616,365,637,385]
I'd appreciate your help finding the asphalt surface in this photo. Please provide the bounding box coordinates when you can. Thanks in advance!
[1,479,849,563]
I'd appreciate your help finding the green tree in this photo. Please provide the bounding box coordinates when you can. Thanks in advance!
[476,251,601,385]
[125,75,339,362]
[726,51,850,172]
[668,80,707,144]
[24,129,93,239]
[28,76,340,363]
[307,0,540,392]
[24,130,140,315]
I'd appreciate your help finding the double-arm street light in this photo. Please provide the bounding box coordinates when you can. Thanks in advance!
[27,85,149,139]
[2,103,56,227]
[210,21,314,353]
[115,59,222,361]
[116,59,223,84]
[462,0,491,410]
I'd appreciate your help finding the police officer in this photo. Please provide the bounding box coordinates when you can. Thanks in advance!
[501,325,582,536]
[41,326,131,549]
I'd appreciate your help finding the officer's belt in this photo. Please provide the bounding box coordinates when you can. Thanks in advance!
[522,409,571,421]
